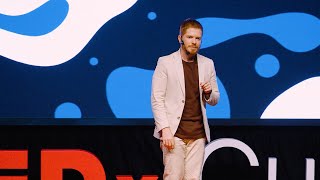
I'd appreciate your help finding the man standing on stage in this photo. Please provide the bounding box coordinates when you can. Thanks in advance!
[151,18,220,180]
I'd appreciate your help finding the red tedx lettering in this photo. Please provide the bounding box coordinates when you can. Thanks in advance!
[0,150,27,169]
[116,176,134,180]
[141,175,158,180]
[0,177,28,180]
[0,150,28,180]
[41,149,106,180]
[0,150,157,180]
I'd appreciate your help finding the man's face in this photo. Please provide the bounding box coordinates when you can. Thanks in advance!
[180,27,202,55]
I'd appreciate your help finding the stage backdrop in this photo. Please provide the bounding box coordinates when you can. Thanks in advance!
[1,0,320,123]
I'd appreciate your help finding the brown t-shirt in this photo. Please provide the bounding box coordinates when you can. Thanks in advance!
[174,59,206,140]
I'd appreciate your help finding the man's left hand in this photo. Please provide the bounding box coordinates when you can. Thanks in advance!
[200,82,212,94]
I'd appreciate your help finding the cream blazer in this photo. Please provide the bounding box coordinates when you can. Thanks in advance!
[151,49,220,142]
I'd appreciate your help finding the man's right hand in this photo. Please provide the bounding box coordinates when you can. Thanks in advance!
[160,127,175,150]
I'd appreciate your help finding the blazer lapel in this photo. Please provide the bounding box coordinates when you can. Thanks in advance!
[197,54,204,94]
[173,50,185,96]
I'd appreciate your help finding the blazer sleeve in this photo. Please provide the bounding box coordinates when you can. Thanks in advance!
[151,58,169,132]
[205,60,220,106]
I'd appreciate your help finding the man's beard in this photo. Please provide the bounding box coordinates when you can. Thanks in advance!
[186,46,199,55]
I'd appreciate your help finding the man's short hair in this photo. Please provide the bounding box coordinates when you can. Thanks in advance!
[179,18,203,36]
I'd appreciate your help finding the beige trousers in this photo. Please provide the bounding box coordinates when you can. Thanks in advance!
[162,137,206,180]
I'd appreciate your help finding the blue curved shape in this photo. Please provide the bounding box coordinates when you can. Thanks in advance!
[55,102,82,118]
[198,12,320,52]
[148,12,157,20]
[0,0,69,36]
[107,67,153,118]
[89,57,99,66]
[206,78,230,118]
[106,67,230,119]
[255,54,280,78]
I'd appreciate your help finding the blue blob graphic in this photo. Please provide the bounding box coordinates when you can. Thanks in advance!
[107,67,153,118]
[55,102,82,118]
[90,57,99,66]
[206,78,231,118]
[147,12,157,20]
[0,0,69,36]
[197,13,320,52]
[255,54,280,78]
[106,67,230,118]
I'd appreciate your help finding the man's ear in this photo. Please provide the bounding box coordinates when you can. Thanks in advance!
[178,35,182,44]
